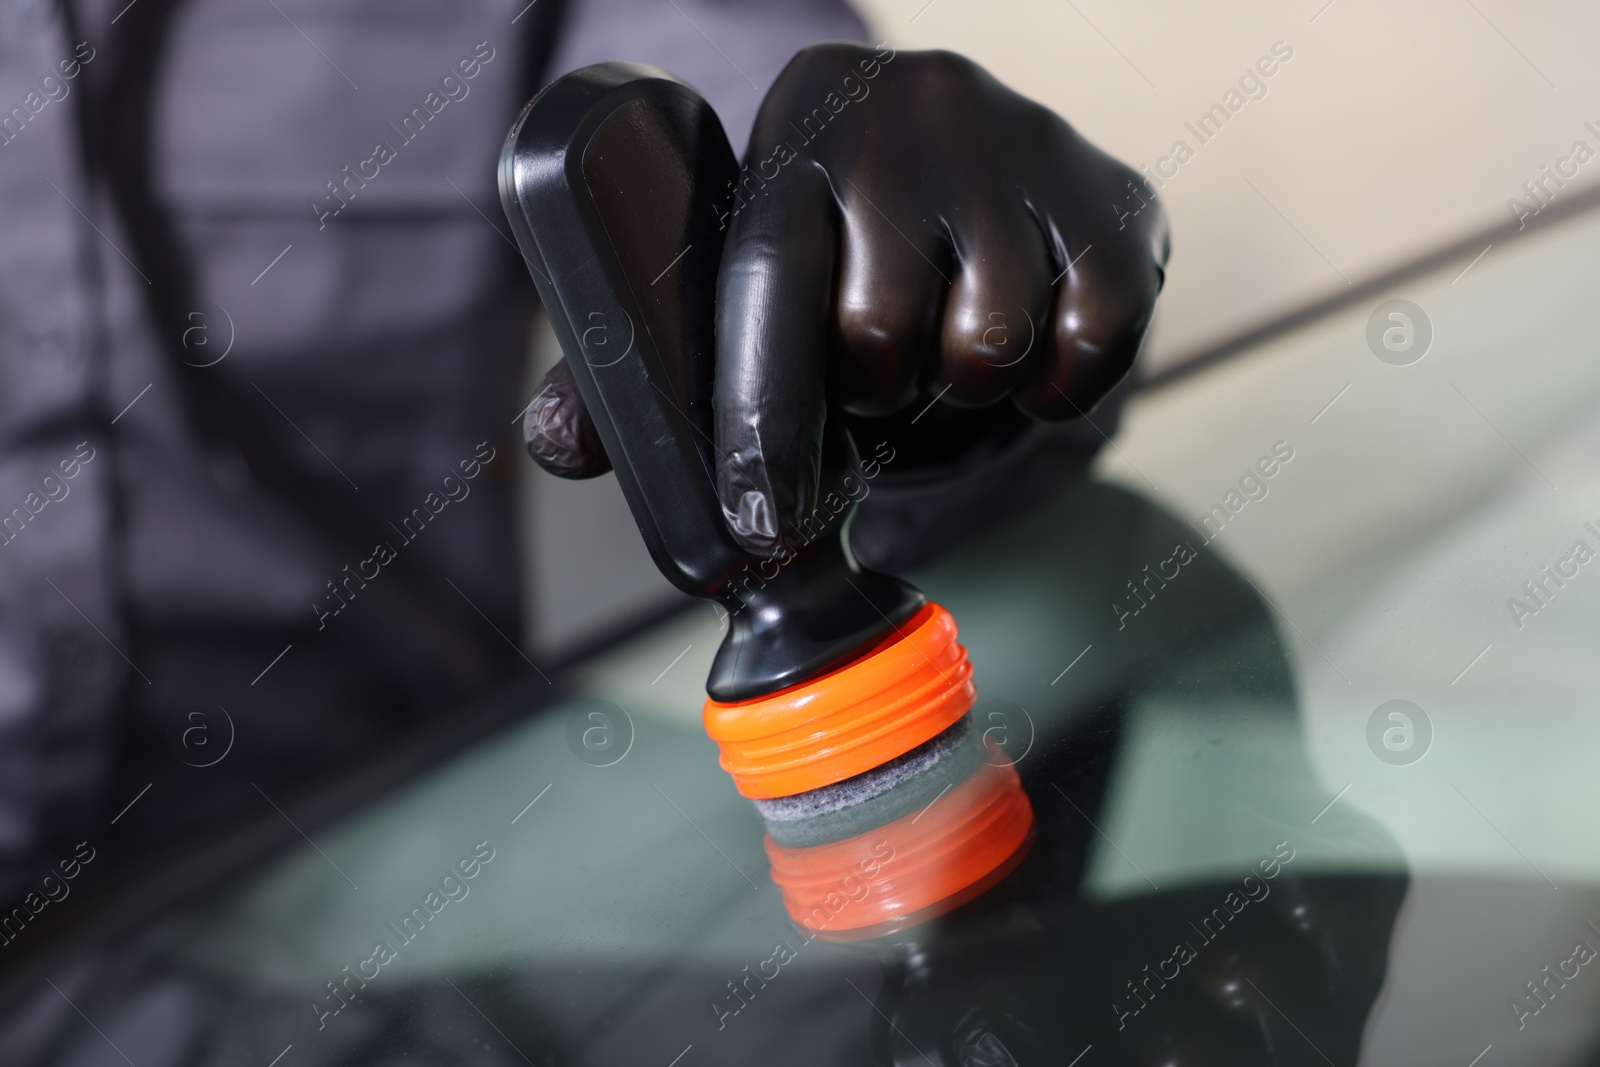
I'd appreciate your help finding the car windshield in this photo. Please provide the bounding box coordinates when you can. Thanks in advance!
[4,204,1598,1067]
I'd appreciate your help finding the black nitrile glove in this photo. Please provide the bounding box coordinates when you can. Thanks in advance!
[525,43,1169,556]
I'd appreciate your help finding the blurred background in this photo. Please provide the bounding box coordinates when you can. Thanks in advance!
[8,7,1600,1061]
[524,0,1600,657]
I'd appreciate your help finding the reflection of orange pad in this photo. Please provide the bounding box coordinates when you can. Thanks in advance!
[764,752,1035,940]
[702,603,975,799]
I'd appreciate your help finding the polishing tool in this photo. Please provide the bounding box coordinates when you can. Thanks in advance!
[499,64,976,814]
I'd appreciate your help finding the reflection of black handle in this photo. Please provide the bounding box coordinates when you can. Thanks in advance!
[499,63,920,701]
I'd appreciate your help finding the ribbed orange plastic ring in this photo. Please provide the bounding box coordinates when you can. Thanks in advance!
[764,751,1035,939]
[702,602,975,799]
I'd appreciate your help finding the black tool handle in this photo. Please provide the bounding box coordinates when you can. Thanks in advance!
[499,63,920,700]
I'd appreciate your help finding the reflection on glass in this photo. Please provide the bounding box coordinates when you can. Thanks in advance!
[761,724,1035,941]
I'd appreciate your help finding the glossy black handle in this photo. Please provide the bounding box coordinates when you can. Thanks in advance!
[499,63,921,700]
[499,63,742,597]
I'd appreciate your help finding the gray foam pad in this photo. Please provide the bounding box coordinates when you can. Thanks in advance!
[758,715,987,848]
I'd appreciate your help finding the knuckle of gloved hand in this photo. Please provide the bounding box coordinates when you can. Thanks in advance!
[834,305,929,414]
[1056,300,1140,357]
[1054,301,1148,380]
[1057,255,1158,349]
[1007,287,1148,418]
[1048,319,1142,408]
[910,47,981,91]
[782,41,864,89]
[938,302,1038,404]
[936,359,1015,408]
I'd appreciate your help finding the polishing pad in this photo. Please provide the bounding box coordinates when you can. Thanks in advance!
[763,746,1035,940]
[703,602,975,799]
[757,716,984,846]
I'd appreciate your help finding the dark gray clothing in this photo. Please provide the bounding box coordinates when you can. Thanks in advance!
[0,0,865,894]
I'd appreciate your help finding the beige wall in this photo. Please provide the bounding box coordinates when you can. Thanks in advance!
[856,0,1600,372]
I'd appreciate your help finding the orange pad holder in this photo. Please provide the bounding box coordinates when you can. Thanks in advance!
[702,602,975,800]
[764,751,1035,940]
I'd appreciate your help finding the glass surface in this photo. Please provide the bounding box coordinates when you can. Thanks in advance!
[5,208,1600,1066]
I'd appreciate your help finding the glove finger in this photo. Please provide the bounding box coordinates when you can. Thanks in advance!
[523,357,612,479]
[831,184,950,418]
[715,163,838,556]
[1015,156,1168,420]
[937,202,1055,407]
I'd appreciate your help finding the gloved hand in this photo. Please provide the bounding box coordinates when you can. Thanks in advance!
[525,43,1169,555]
